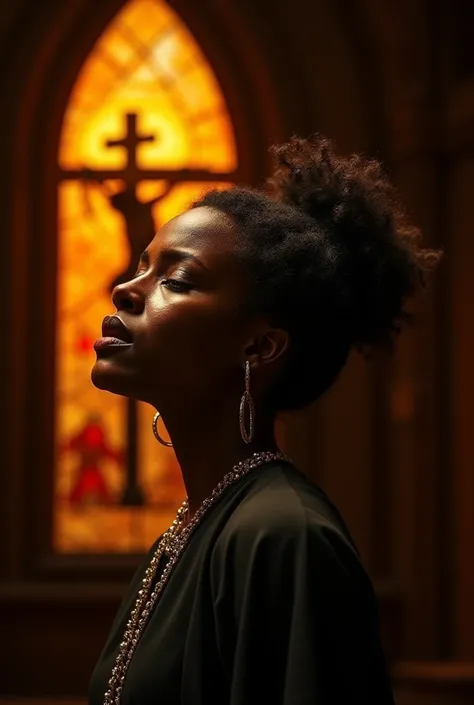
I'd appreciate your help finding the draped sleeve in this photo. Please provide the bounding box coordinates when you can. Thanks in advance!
[210,501,394,705]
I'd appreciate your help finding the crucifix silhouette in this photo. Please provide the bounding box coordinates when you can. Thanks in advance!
[60,112,236,507]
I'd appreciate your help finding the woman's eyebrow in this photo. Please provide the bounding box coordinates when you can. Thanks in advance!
[139,247,208,270]
[160,247,208,270]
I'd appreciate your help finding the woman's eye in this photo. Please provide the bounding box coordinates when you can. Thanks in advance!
[161,278,193,293]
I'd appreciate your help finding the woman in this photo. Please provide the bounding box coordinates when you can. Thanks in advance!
[89,136,438,705]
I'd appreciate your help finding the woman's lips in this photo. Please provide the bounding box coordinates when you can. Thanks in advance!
[93,337,133,352]
[101,315,134,343]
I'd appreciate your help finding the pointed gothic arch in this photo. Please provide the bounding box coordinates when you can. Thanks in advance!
[5,0,285,570]
[53,0,242,554]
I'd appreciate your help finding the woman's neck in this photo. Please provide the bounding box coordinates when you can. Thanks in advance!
[160,403,279,518]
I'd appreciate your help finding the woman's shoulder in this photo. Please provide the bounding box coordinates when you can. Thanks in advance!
[214,462,361,571]
[233,462,351,532]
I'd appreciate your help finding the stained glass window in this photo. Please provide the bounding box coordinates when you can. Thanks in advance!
[54,0,237,553]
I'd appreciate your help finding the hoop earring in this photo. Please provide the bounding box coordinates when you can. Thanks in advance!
[152,411,173,447]
[239,360,255,444]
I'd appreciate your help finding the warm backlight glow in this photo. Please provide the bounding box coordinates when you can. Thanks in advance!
[54,0,237,552]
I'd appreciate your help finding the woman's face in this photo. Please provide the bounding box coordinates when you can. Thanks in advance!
[91,206,254,410]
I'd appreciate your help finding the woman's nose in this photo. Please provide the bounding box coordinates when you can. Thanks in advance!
[111,281,145,314]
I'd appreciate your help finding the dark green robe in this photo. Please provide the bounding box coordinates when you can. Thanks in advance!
[89,461,394,704]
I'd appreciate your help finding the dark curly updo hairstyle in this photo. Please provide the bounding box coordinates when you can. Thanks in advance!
[193,135,440,412]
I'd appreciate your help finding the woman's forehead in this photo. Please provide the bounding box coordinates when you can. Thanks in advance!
[151,206,239,261]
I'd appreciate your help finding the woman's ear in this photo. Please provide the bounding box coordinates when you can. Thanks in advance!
[243,325,289,369]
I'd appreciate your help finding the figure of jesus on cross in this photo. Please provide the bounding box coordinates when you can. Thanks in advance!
[60,111,236,506]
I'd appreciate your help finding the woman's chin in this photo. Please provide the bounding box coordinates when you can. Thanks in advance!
[91,357,135,396]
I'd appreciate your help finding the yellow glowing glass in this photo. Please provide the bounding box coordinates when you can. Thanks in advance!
[54,0,237,553]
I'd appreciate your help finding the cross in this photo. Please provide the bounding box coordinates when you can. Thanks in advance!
[59,111,236,186]
[59,111,237,509]
[105,113,155,193]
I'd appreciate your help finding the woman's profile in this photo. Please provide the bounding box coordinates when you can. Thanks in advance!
[88,135,439,705]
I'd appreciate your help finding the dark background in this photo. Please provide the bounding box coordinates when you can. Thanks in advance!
[0,1,473,703]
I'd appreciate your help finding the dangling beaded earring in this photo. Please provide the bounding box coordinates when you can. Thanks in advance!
[152,411,173,447]
[239,360,255,444]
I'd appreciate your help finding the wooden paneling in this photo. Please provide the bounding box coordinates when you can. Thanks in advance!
[449,158,474,659]
[0,594,119,697]
[388,155,449,660]
[0,700,85,705]
[394,662,474,705]
[0,695,87,705]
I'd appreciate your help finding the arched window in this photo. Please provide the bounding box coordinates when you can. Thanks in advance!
[54,0,237,553]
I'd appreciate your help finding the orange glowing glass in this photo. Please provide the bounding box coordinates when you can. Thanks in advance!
[54,0,237,553]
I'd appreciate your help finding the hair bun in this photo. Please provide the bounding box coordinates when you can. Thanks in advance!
[266,135,440,349]
[268,135,393,244]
